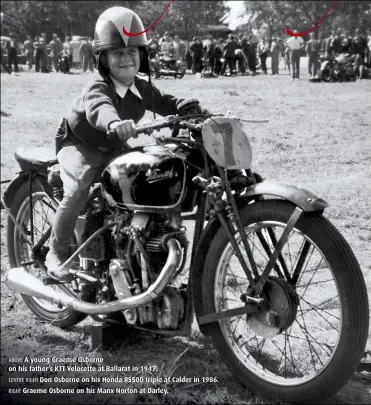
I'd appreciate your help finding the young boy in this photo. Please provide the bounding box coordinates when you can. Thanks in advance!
[46,6,208,281]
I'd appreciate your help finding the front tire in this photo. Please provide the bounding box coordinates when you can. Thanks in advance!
[202,200,369,403]
[321,62,335,82]
[7,179,87,328]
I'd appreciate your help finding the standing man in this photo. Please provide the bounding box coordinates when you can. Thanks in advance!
[329,31,342,56]
[1,39,12,74]
[270,37,280,75]
[247,35,257,75]
[70,36,81,68]
[204,35,215,75]
[23,35,34,71]
[341,30,353,54]
[33,36,42,72]
[38,34,49,72]
[221,34,238,76]
[178,37,186,63]
[79,37,94,72]
[49,33,63,72]
[257,37,269,74]
[239,36,249,70]
[160,35,170,58]
[285,30,304,80]
[6,33,19,73]
[63,36,72,66]
[306,32,321,79]
[325,30,335,58]
[213,38,223,76]
[40,33,51,72]
[189,37,203,74]
[352,28,367,74]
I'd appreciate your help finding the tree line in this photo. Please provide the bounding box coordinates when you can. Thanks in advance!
[241,1,371,40]
[0,0,227,40]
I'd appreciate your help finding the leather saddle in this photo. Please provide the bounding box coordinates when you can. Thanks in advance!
[14,147,58,172]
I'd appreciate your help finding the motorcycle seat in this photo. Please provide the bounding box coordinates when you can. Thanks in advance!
[14,147,57,172]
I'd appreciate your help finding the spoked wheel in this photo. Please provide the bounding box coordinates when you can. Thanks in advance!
[322,62,336,82]
[176,69,185,79]
[7,180,87,328]
[202,200,369,403]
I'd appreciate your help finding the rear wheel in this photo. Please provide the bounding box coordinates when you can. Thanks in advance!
[202,200,369,403]
[7,180,88,328]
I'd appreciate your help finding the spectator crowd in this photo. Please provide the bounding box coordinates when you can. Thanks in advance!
[2,27,371,81]
[146,27,371,80]
[1,32,95,75]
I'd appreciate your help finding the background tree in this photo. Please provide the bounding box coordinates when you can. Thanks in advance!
[243,0,371,40]
[1,0,227,40]
[136,0,227,39]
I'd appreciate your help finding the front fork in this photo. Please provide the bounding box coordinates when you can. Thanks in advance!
[193,171,303,326]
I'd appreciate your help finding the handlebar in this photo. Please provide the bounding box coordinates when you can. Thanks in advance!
[106,114,270,140]
[107,116,203,139]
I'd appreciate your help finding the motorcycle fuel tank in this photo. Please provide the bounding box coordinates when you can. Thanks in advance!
[101,144,186,211]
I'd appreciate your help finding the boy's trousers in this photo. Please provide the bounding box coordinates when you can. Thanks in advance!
[49,144,113,256]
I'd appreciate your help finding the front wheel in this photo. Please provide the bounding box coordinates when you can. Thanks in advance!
[7,179,88,328]
[176,69,185,79]
[321,62,336,82]
[202,200,369,403]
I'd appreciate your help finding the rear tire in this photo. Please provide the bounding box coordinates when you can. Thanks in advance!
[202,200,369,403]
[7,179,88,329]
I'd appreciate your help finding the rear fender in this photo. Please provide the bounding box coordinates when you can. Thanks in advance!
[1,172,50,212]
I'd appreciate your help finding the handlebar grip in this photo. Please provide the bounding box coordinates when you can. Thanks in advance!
[106,129,130,149]
[107,129,117,138]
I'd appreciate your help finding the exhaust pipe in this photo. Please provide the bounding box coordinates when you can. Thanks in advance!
[7,239,181,315]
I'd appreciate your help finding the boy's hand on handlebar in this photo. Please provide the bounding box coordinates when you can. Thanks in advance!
[109,120,138,141]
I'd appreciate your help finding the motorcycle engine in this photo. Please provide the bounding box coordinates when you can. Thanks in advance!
[109,212,188,329]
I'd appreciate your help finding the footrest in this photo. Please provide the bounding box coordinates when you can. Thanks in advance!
[42,277,63,285]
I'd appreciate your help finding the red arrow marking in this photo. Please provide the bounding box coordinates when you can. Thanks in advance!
[286,0,337,37]
[122,0,174,37]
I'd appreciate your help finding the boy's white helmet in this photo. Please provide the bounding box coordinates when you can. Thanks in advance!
[93,7,150,75]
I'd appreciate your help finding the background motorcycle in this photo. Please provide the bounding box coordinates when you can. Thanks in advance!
[149,51,185,79]
[57,51,70,74]
[2,99,369,404]
[319,53,357,82]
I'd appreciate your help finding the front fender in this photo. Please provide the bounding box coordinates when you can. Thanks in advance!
[238,181,329,212]
[320,60,332,75]
[190,181,328,336]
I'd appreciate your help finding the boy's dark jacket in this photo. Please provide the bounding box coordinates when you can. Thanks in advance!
[63,74,184,154]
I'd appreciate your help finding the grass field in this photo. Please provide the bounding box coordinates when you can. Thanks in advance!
[1,60,371,404]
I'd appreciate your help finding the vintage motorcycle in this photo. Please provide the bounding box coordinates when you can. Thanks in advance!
[319,53,357,82]
[149,51,186,79]
[2,99,369,404]
[57,50,71,74]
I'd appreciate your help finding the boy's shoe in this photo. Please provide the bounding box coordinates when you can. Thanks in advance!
[45,250,73,283]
